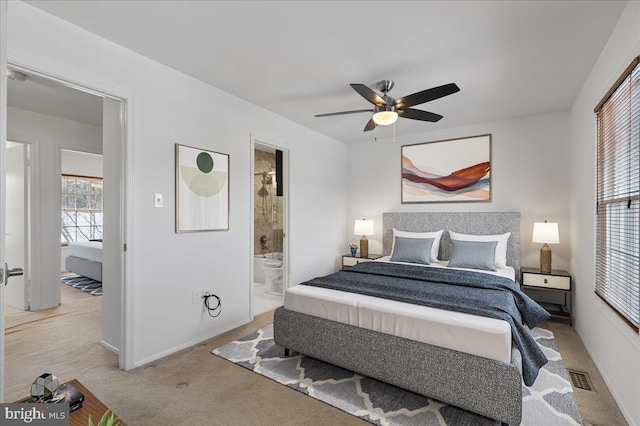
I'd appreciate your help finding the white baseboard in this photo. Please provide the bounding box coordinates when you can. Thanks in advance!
[132,317,251,368]
[100,339,119,355]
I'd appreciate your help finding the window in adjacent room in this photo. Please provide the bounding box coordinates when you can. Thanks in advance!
[594,57,640,331]
[61,174,103,245]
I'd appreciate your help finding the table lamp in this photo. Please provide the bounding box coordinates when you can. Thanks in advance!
[532,221,559,273]
[354,219,374,258]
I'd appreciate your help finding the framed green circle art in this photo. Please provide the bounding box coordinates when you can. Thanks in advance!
[175,144,229,232]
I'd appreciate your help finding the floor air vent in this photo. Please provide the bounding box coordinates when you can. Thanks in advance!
[567,369,595,392]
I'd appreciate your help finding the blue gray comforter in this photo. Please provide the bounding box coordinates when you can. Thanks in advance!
[301,261,550,386]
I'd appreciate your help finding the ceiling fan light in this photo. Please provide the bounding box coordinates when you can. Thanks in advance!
[372,110,398,125]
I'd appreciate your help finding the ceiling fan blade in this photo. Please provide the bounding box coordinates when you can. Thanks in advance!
[396,83,460,108]
[315,109,373,117]
[363,117,377,131]
[400,108,443,122]
[350,83,386,106]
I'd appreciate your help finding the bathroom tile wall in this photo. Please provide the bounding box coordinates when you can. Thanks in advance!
[254,149,282,255]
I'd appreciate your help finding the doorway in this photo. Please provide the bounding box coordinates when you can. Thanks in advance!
[60,149,104,298]
[251,138,288,317]
[2,64,128,399]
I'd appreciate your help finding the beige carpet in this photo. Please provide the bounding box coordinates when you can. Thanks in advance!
[4,284,628,425]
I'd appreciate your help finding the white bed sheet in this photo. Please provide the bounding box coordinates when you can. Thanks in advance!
[67,241,103,263]
[284,262,514,363]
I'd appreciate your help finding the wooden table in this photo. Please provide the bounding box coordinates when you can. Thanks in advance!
[16,379,126,426]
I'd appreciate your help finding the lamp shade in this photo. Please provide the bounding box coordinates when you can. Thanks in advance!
[372,110,398,125]
[354,219,374,236]
[532,222,559,244]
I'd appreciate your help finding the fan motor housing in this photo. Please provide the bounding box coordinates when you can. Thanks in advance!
[376,80,394,94]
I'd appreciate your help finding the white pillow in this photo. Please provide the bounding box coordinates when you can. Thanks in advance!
[392,229,443,262]
[448,231,511,268]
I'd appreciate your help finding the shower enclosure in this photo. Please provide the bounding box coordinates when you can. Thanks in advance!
[254,174,283,259]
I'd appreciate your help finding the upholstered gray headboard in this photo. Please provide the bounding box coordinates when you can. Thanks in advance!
[382,212,521,274]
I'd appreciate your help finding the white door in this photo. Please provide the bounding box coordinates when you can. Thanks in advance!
[1,0,10,402]
[101,97,123,355]
[4,142,29,310]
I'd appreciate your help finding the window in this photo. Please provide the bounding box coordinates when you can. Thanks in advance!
[61,175,103,244]
[595,57,640,331]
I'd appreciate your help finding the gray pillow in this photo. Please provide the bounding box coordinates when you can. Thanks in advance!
[448,240,498,271]
[390,237,434,264]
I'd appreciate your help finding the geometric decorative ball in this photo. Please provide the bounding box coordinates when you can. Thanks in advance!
[31,373,59,400]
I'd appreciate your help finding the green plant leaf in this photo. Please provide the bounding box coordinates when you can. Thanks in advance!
[88,410,122,426]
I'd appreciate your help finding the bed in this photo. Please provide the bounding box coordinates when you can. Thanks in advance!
[273,212,548,425]
[65,241,103,282]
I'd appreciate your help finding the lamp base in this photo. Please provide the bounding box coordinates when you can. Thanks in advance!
[540,243,552,273]
[360,235,369,258]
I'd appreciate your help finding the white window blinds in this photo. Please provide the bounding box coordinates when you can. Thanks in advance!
[595,57,640,331]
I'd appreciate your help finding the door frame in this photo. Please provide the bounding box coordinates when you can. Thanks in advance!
[249,133,289,320]
[2,60,135,372]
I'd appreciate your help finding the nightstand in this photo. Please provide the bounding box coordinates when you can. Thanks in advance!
[520,267,572,325]
[342,254,383,269]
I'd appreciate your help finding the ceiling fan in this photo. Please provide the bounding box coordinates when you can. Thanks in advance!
[315,80,460,132]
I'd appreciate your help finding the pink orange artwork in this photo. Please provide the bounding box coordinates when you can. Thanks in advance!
[401,134,491,203]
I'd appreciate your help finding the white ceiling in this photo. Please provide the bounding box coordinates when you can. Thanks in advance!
[23,0,627,143]
[7,69,103,127]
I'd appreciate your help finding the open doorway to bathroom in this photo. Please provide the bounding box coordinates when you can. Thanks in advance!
[252,140,287,316]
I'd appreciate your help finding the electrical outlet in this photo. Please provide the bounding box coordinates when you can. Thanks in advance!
[192,289,204,304]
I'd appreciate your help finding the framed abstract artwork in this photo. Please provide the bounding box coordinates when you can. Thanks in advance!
[401,134,491,203]
[175,144,229,232]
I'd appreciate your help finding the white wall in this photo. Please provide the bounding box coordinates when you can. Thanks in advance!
[569,2,640,425]
[61,150,103,177]
[7,2,347,367]
[346,111,571,271]
[8,106,102,310]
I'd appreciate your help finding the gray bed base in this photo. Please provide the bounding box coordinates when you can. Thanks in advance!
[274,307,523,425]
[274,212,524,424]
[65,255,102,282]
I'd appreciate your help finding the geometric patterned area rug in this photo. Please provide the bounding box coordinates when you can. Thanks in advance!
[213,325,583,426]
[61,274,102,296]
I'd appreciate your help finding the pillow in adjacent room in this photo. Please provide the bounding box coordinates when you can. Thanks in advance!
[390,237,435,264]
[448,231,511,268]
[392,229,443,262]
[448,240,498,271]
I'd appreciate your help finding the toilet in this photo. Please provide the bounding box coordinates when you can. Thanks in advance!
[262,260,283,295]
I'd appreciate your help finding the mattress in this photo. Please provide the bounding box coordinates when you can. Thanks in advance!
[67,241,103,263]
[284,262,514,363]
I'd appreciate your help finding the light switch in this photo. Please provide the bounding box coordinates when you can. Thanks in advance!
[154,193,163,208]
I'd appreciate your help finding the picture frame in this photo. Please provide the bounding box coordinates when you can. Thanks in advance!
[175,144,229,232]
[401,134,491,203]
